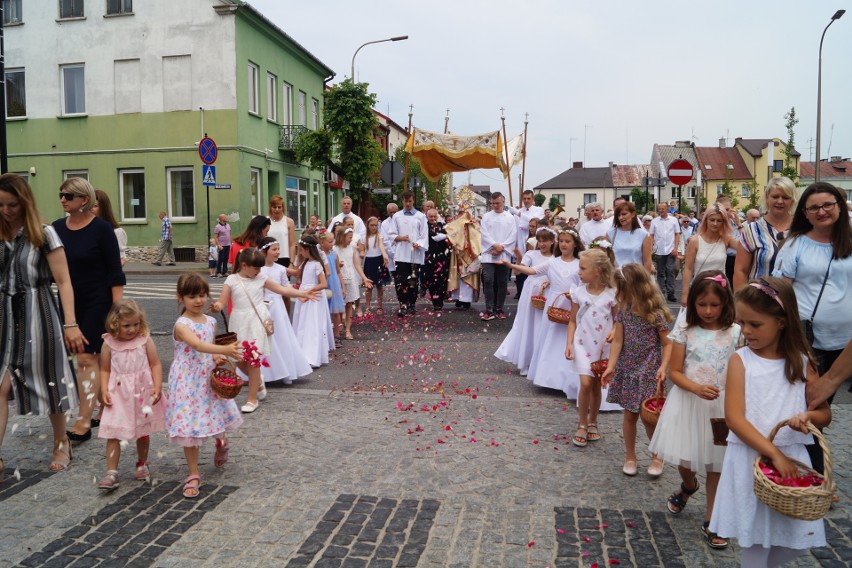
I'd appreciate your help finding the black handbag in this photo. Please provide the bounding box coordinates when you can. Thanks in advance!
[802,258,832,346]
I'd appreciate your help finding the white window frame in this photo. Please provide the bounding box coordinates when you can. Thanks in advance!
[63,170,89,181]
[285,175,308,227]
[266,73,277,122]
[59,0,84,18]
[686,185,696,199]
[60,64,86,116]
[247,62,259,115]
[741,184,750,198]
[311,98,319,130]
[250,168,262,217]
[119,168,146,222]
[3,0,22,24]
[582,193,596,205]
[166,167,196,221]
[716,184,724,197]
[298,90,306,126]
[282,82,292,125]
[106,0,132,15]
[311,179,320,219]
[4,68,26,118]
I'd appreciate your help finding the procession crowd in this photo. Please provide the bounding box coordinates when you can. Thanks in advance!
[2,170,851,567]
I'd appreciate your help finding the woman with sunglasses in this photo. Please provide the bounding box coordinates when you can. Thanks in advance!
[733,176,797,289]
[53,178,126,444]
[0,174,86,474]
[774,182,852,473]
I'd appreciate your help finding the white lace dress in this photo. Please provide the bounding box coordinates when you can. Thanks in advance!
[709,347,825,549]
[224,273,271,355]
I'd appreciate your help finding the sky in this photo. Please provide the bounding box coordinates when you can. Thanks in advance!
[250,0,851,200]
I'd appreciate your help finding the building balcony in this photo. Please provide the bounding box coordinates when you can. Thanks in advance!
[279,125,308,152]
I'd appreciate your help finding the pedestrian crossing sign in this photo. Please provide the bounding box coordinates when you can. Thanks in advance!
[202,165,216,187]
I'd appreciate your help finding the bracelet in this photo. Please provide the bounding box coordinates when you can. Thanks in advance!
[63,323,79,329]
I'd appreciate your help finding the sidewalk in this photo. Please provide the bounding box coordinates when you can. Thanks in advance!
[123,261,208,276]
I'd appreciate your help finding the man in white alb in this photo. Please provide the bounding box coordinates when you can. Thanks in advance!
[387,191,428,317]
[514,189,545,298]
[480,192,517,321]
[578,202,609,246]
[327,196,367,243]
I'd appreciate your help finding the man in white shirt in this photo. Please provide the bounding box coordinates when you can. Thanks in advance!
[578,202,609,246]
[650,203,681,302]
[380,202,398,275]
[480,192,518,321]
[387,191,428,317]
[327,196,367,243]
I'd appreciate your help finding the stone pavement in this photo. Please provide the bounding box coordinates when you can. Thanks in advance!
[1,294,850,567]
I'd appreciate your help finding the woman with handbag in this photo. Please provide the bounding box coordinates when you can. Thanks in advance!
[774,182,852,472]
[680,203,739,306]
[212,248,318,413]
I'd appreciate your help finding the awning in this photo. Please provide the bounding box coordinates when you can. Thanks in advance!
[405,128,503,182]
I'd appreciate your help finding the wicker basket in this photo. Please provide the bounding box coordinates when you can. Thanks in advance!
[640,387,666,427]
[710,418,729,446]
[530,285,547,311]
[752,420,835,521]
[546,292,573,324]
[214,311,238,346]
[210,360,243,399]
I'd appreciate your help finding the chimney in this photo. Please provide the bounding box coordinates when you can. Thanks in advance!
[674,140,691,148]
[719,137,726,148]
[830,156,842,163]
[572,161,583,169]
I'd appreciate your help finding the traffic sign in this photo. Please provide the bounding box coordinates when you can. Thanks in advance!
[372,187,392,194]
[380,160,404,186]
[202,165,216,186]
[214,184,231,190]
[667,159,694,186]
[198,137,218,165]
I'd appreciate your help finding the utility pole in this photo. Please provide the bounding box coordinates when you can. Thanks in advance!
[0,4,8,173]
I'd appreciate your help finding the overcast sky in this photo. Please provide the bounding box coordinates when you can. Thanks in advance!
[250,0,851,198]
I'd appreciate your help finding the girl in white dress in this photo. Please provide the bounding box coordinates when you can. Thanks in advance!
[648,271,739,547]
[257,237,312,384]
[334,227,372,340]
[494,228,555,375]
[710,277,829,567]
[565,248,617,447]
[212,248,316,413]
[291,235,335,367]
[518,230,582,392]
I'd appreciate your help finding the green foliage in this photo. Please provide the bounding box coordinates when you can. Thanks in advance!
[534,193,546,207]
[294,79,385,198]
[745,179,761,211]
[782,107,800,184]
[629,186,653,213]
[720,161,740,208]
[548,196,561,211]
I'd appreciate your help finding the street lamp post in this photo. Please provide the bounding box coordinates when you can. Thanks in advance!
[351,35,409,81]
[815,9,845,183]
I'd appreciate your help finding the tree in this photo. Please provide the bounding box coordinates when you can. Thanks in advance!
[548,196,561,211]
[629,186,652,213]
[719,161,740,208]
[295,79,385,199]
[782,107,800,184]
[534,193,546,207]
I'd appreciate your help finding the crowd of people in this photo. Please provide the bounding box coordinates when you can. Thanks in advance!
[1,171,851,567]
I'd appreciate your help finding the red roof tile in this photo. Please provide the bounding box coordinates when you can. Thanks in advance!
[800,161,852,179]
[694,147,752,180]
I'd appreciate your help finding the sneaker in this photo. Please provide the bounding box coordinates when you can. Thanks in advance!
[151,262,162,266]
[496,310,507,319]
[667,295,677,303]
[406,305,417,315]
[397,308,406,318]
[481,311,496,321]
[166,263,177,266]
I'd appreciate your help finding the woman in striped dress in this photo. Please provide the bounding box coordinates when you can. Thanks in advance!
[0,174,84,475]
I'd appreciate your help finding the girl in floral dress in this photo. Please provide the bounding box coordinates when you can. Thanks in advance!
[565,248,617,447]
[167,273,243,498]
[601,264,673,478]
[97,300,165,490]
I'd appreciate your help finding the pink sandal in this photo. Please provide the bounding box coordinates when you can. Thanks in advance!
[135,461,150,480]
[214,438,229,468]
[183,475,201,498]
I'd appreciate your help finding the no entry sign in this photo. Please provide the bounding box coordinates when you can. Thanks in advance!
[667,159,694,186]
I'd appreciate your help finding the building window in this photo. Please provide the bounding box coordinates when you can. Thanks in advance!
[247,62,259,115]
[3,0,22,24]
[106,0,132,15]
[59,0,84,18]
[773,160,783,173]
[741,184,750,198]
[686,186,696,199]
[63,170,89,181]
[312,179,320,219]
[286,176,308,227]
[282,82,292,125]
[4,69,25,118]
[266,73,277,122]
[250,168,262,217]
[167,167,195,220]
[311,98,319,130]
[60,64,86,115]
[298,91,306,126]
[582,193,596,205]
[716,184,724,197]
[119,169,146,221]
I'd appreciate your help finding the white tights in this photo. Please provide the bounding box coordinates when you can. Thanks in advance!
[740,545,804,568]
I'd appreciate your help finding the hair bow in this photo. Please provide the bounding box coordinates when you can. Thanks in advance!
[703,274,727,288]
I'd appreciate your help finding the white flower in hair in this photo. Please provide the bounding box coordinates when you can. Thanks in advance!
[590,237,612,249]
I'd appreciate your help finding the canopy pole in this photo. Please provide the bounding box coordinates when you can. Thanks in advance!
[500,108,513,207]
[403,104,413,199]
[520,113,529,198]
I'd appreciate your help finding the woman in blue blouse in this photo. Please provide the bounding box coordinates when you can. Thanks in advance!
[606,201,653,272]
